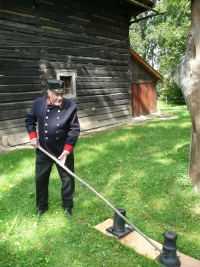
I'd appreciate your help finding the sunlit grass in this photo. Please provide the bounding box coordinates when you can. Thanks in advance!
[0,101,200,266]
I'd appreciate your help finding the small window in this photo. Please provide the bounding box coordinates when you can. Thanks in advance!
[56,70,76,99]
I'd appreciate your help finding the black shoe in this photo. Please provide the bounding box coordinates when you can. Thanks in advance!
[66,209,72,218]
[35,209,47,217]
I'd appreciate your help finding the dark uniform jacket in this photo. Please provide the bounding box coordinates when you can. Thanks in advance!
[25,96,80,159]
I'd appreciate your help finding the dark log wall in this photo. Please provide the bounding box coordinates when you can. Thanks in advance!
[0,0,132,140]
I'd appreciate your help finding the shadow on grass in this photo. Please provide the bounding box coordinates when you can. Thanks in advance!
[0,104,200,266]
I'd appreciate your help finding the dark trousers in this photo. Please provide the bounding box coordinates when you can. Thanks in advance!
[35,154,75,211]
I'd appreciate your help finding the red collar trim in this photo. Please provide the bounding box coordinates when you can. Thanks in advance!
[46,97,63,109]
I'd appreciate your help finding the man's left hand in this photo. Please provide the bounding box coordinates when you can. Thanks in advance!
[58,151,68,164]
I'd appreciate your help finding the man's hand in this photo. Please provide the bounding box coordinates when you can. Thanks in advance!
[30,138,39,149]
[58,151,68,165]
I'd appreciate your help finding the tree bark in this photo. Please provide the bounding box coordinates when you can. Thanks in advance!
[173,0,200,191]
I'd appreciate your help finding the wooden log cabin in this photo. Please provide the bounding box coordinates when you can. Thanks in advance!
[0,0,156,146]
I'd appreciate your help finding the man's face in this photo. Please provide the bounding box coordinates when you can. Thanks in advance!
[47,90,64,106]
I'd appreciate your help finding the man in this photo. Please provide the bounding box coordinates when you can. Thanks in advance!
[25,79,80,218]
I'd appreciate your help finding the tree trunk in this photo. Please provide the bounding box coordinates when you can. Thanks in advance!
[173,0,200,191]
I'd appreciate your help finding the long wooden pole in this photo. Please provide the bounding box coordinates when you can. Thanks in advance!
[38,145,162,253]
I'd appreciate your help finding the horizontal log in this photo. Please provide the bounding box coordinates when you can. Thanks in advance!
[76,99,129,110]
[0,70,41,76]
[76,82,131,90]
[0,2,35,16]
[0,18,38,34]
[77,88,130,96]
[41,28,128,50]
[75,93,129,104]
[40,0,127,24]
[0,108,30,121]
[0,49,41,60]
[0,92,43,104]
[0,77,41,85]
[76,77,130,83]
[44,68,131,79]
[0,101,33,111]
[0,10,36,26]
[77,105,129,117]
[1,0,33,7]
[40,46,127,61]
[39,10,127,37]
[79,109,130,123]
[0,29,40,44]
[0,59,40,68]
[0,85,44,93]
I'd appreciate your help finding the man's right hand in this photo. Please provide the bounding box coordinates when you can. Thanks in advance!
[30,138,39,149]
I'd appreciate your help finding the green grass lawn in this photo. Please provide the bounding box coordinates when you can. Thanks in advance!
[1,101,200,267]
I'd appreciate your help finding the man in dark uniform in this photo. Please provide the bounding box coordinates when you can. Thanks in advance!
[25,79,80,218]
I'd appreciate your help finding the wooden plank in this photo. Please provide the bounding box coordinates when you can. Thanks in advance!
[77,69,131,78]
[0,19,38,34]
[0,92,42,104]
[0,101,33,111]
[77,105,129,117]
[76,77,130,83]
[76,82,131,90]
[0,59,40,68]
[0,29,40,44]
[40,0,128,25]
[0,109,31,121]
[79,110,130,123]
[0,10,36,25]
[95,219,200,267]
[75,93,130,104]
[41,28,129,50]
[76,99,130,110]
[0,2,35,16]
[1,0,33,8]
[0,50,41,60]
[39,9,127,37]
[0,70,40,76]
[0,85,43,93]
[77,88,130,96]
[0,77,41,85]
[40,46,128,61]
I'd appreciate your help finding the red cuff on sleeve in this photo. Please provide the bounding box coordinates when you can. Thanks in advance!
[64,144,74,153]
[29,132,38,139]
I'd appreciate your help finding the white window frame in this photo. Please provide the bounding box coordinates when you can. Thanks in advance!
[56,70,77,99]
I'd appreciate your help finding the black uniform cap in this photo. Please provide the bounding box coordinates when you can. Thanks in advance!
[48,79,64,93]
